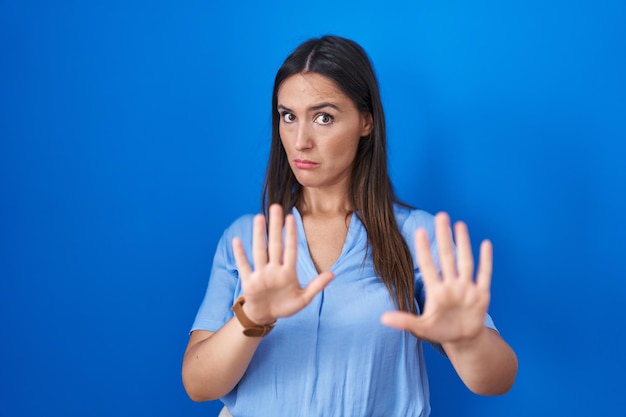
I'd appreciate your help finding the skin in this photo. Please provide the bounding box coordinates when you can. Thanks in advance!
[277,72,372,193]
[182,72,517,402]
[381,213,518,395]
[276,72,373,274]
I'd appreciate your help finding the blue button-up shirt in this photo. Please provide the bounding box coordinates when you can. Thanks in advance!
[191,205,496,417]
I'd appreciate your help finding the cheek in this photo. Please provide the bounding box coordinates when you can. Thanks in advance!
[333,129,361,156]
[324,138,359,170]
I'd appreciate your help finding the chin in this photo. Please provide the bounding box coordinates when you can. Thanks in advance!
[291,170,348,190]
[292,172,317,187]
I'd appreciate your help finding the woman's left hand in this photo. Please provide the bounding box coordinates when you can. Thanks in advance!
[381,212,492,344]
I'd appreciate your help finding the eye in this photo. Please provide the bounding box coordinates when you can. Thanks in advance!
[315,113,333,125]
[281,112,296,123]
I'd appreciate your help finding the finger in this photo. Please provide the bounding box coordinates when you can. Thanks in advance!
[380,311,429,339]
[476,239,493,291]
[454,221,474,282]
[283,214,297,267]
[434,212,458,279]
[301,271,334,304]
[252,214,268,268]
[414,228,439,288]
[232,237,252,278]
[267,204,284,263]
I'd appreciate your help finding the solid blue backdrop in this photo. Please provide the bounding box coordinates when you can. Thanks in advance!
[1,1,625,416]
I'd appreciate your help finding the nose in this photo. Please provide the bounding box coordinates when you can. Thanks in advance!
[294,122,313,151]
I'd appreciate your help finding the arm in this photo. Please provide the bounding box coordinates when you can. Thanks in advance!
[442,327,518,395]
[382,212,518,395]
[182,323,261,401]
[182,205,334,401]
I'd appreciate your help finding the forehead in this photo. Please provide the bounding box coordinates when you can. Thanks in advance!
[277,72,352,107]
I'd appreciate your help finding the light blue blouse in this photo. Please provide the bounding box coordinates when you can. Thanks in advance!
[191,205,496,417]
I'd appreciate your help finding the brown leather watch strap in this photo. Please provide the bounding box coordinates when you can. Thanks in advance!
[231,296,276,337]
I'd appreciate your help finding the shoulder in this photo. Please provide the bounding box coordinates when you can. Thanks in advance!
[218,214,256,245]
[226,213,256,233]
[210,214,257,265]
[393,204,435,238]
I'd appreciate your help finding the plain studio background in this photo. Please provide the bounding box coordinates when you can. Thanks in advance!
[1,1,625,416]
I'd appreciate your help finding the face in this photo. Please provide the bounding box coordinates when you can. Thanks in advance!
[277,72,372,192]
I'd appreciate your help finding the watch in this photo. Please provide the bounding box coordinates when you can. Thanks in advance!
[231,296,276,337]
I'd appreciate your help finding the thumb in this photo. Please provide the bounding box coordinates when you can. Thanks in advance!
[381,311,428,338]
[301,271,335,303]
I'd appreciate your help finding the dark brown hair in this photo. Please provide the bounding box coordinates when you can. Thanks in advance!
[262,35,415,313]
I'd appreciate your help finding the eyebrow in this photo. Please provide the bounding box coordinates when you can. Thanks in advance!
[277,102,340,113]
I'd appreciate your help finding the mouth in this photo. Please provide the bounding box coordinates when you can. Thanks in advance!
[294,159,320,169]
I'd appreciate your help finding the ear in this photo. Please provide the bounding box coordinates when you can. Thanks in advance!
[360,112,373,137]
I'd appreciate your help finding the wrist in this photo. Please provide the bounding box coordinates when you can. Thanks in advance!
[241,302,275,326]
[231,296,276,337]
[442,327,490,355]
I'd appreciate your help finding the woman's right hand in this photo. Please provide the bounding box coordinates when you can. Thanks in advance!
[231,204,334,325]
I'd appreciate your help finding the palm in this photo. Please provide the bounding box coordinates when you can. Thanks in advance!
[416,266,490,343]
[232,204,334,325]
[382,213,492,344]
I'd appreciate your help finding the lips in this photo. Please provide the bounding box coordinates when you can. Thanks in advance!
[294,159,319,169]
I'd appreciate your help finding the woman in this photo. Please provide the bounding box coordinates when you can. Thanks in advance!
[182,35,518,416]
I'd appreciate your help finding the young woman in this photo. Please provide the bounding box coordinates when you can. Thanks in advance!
[182,35,518,417]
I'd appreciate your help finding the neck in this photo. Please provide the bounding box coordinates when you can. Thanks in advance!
[298,186,352,217]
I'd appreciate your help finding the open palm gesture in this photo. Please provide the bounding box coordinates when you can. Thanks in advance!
[232,204,334,325]
[382,212,492,344]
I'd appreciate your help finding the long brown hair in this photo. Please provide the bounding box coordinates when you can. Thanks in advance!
[262,36,415,313]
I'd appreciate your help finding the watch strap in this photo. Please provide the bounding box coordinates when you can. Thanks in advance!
[231,296,276,337]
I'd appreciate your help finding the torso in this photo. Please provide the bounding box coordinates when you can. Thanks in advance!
[207,205,436,416]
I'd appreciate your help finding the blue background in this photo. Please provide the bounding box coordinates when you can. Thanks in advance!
[2,0,625,416]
